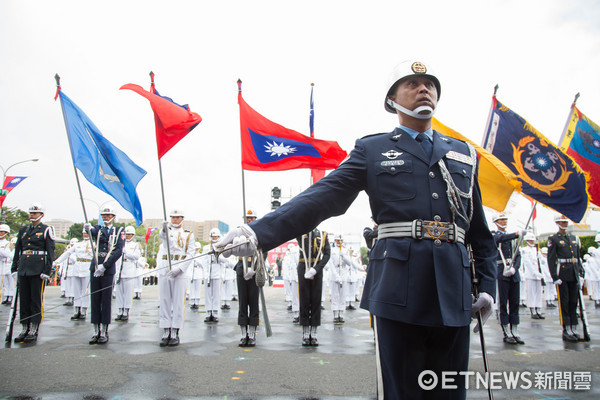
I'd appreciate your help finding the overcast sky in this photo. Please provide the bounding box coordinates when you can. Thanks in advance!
[1,0,600,246]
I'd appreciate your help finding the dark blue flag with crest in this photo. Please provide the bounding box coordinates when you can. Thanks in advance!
[482,97,588,222]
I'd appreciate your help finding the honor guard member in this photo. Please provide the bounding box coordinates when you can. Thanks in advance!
[60,239,76,307]
[587,243,600,308]
[133,251,145,300]
[201,228,228,322]
[221,236,236,311]
[296,228,330,346]
[540,247,557,308]
[189,242,204,309]
[218,60,497,400]
[328,234,352,323]
[85,206,124,344]
[11,203,55,343]
[492,213,524,344]
[235,210,262,346]
[158,209,194,346]
[548,214,584,342]
[0,224,16,305]
[521,232,545,320]
[115,226,141,321]
[54,228,92,320]
[282,243,300,322]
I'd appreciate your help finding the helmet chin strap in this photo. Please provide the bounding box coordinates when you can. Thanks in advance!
[103,216,115,226]
[387,99,435,120]
[171,222,183,229]
[29,215,43,223]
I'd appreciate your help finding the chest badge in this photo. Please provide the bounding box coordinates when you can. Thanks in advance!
[382,150,403,159]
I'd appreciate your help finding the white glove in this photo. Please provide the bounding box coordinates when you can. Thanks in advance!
[40,273,50,281]
[503,267,516,277]
[162,221,169,232]
[304,267,317,280]
[244,270,256,280]
[84,223,92,232]
[167,267,182,278]
[519,230,527,237]
[554,279,563,286]
[11,271,17,279]
[93,264,106,277]
[579,279,585,289]
[216,225,258,258]
[472,292,494,333]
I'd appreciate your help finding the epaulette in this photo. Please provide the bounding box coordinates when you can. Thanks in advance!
[360,132,389,140]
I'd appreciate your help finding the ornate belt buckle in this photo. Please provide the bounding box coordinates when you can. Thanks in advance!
[423,220,449,241]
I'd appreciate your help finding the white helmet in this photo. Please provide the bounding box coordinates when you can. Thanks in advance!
[195,242,202,250]
[69,238,78,245]
[554,214,569,223]
[385,60,441,115]
[100,206,116,216]
[588,247,596,255]
[28,202,45,213]
[541,247,548,255]
[523,232,536,242]
[124,226,136,235]
[245,209,257,218]
[0,224,9,234]
[584,254,591,261]
[594,233,600,242]
[493,213,508,222]
[209,228,221,238]
[169,209,185,218]
[334,234,343,241]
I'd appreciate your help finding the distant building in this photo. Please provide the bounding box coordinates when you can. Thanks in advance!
[46,218,74,239]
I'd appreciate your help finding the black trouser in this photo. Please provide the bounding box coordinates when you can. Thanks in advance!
[558,280,579,326]
[18,275,45,325]
[90,273,113,325]
[374,317,469,400]
[236,274,259,326]
[297,263,322,327]
[498,278,520,325]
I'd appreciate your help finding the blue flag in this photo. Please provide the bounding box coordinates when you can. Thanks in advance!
[482,97,588,222]
[58,90,147,225]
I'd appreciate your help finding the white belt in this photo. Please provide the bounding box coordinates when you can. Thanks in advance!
[378,220,465,244]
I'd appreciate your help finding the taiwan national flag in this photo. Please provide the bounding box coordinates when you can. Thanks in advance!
[145,227,157,243]
[559,105,600,206]
[238,90,347,171]
[0,176,27,208]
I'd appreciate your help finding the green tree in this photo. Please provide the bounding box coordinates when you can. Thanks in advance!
[66,222,84,241]
[1,206,29,234]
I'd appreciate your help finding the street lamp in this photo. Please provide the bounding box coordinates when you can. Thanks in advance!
[0,158,39,222]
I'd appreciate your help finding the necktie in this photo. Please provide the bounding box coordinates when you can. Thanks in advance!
[416,132,433,160]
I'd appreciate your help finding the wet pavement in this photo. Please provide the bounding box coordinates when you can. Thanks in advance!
[0,282,598,399]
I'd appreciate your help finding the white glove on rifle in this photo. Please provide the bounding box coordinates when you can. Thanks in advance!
[304,267,317,280]
[503,267,516,277]
[40,273,50,281]
[162,221,169,232]
[167,267,182,278]
[93,264,106,277]
[472,292,494,333]
[216,225,258,258]
[244,270,256,280]
[554,279,563,286]
[83,223,92,233]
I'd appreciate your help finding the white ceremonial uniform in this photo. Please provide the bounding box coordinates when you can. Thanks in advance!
[521,246,544,309]
[60,246,75,300]
[345,252,362,306]
[158,226,194,329]
[0,237,15,302]
[200,242,232,317]
[585,250,600,303]
[328,244,353,315]
[221,257,236,308]
[133,256,144,298]
[115,239,141,313]
[282,246,300,316]
[539,251,556,303]
[54,239,93,313]
[189,248,204,308]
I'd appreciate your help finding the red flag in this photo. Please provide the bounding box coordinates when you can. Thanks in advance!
[120,83,202,159]
[144,227,157,243]
[0,176,27,208]
[238,91,347,171]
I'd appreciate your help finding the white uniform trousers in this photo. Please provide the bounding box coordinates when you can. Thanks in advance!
[590,280,600,301]
[222,279,234,304]
[115,277,134,310]
[2,273,15,298]
[65,276,74,298]
[72,276,90,309]
[330,281,345,311]
[544,282,556,301]
[526,279,543,308]
[204,278,221,313]
[134,274,143,294]
[159,276,187,329]
[189,279,203,304]
[289,280,299,313]
[284,279,293,302]
[520,279,527,304]
[344,281,355,303]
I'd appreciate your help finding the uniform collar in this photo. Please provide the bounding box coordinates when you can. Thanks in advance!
[390,127,452,166]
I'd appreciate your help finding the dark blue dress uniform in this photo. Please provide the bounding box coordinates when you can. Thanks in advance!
[235,256,260,328]
[493,231,522,327]
[547,231,583,331]
[249,127,497,399]
[88,224,124,326]
[11,222,55,327]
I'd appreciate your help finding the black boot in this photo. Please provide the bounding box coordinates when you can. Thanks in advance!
[302,326,311,346]
[23,323,39,343]
[89,324,101,344]
[535,308,545,319]
[562,326,578,342]
[310,326,319,346]
[246,326,256,347]
[14,323,30,343]
[71,307,82,320]
[160,328,171,347]
[239,326,248,347]
[511,324,525,344]
[530,308,540,319]
[96,324,109,344]
[121,309,129,321]
[502,324,517,344]
[168,328,180,347]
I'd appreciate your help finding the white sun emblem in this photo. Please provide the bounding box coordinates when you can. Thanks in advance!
[264,141,297,157]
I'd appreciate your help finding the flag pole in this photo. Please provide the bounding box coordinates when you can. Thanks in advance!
[557,92,580,147]
[54,74,99,270]
[151,71,173,271]
[238,79,247,223]
[481,84,499,149]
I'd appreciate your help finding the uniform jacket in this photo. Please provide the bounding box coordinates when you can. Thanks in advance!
[118,240,142,279]
[158,227,194,278]
[296,230,330,276]
[547,232,583,283]
[55,239,93,277]
[492,231,521,282]
[249,127,497,327]
[282,248,299,282]
[521,246,544,281]
[327,244,354,283]
[88,224,124,276]
[0,238,13,275]
[12,222,55,276]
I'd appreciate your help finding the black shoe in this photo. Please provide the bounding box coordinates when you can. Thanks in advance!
[531,313,541,320]
[115,314,123,321]
[121,314,129,322]
[60,293,66,298]
[167,336,180,347]
[338,317,345,323]
[320,305,325,310]
[1,299,7,305]
[232,296,237,301]
[225,305,231,310]
[536,313,545,320]
[89,335,99,345]
[78,313,87,320]
[63,301,71,306]
[310,337,319,346]
[503,336,517,344]
[347,305,356,310]
[293,317,299,324]
[160,336,170,347]
[547,302,557,308]
[595,302,600,309]
[512,336,525,345]
[96,333,108,344]
[563,331,578,342]
[246,337,256,347]
[520,303,527,308]
[24,331,38,343]
[221,305,227,310]
[287,305,292,311]
[204,316,212,323]
[302,337,311,346]
[71,312,82,320]
[212,316,219,323]
[238,337,248,347]
[14,330,29,343]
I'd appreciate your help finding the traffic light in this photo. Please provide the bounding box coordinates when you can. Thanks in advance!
[271,187,281,210]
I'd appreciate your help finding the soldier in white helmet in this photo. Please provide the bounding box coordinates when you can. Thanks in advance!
[589,234,600,308]
[133,249,145,300]
[114,226,141,322]
[539,246,556,308]
[157,209,194,346]
[0,224,15,305]
[521,232,545,320]
[327,234,353,323]
[11,203,55,343]
[188,242,203,310]
[201,226,233,323]
[220,228,236,311]
[59,238,77,307]
[282,243,300,322]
